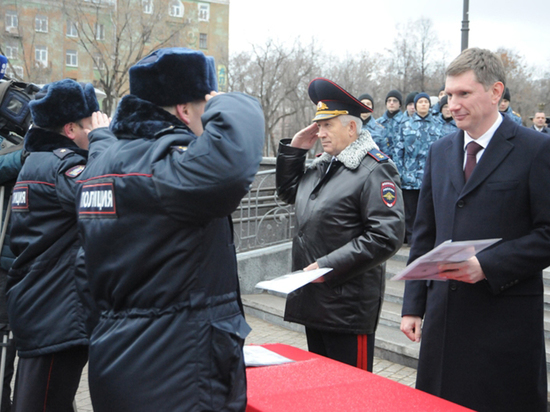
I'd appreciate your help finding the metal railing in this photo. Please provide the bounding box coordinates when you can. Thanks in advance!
[232,169,295,252]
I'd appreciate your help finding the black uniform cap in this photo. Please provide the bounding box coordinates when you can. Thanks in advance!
[309,78,372,122]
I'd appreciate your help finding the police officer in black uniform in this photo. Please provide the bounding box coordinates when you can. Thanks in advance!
[7,79,109,412]
[76,47,265,412]
[276,78,405,372]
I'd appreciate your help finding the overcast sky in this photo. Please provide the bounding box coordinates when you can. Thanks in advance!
[228,0,550,73]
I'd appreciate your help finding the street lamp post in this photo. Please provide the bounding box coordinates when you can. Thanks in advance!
[461,0,470,51]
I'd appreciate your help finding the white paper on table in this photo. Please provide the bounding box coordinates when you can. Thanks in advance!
[254,268,333,295]
[244,345,294,367]
[391,238,501,281]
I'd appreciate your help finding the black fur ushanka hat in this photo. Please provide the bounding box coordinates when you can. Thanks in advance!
[129,47,218,106]
[29,79,99,128]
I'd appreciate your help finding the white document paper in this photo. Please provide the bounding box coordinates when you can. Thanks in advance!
[255,268,333,295]
[244,345,294,367]
[391,238,501,281]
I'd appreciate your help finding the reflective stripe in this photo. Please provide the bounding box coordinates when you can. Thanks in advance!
[357,334,368,371]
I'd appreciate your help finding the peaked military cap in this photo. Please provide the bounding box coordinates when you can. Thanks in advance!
[309,78,372,122]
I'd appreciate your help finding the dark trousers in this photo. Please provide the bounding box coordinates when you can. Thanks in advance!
[0,268,15,412]
[12,345,88,412]
[403,189,420,244]
[305,327,375,372]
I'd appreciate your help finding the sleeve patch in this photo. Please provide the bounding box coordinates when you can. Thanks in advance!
[381,181,397,208]
[368,149,389,162]
[171,145,188,153]
[65,165,86,178]
[79,182,117,218]
[12,185,29,211]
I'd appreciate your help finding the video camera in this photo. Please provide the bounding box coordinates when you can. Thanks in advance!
[0,55,40,147]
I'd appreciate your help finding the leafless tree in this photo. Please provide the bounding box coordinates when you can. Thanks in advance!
[321,51,381,97]
[385,22,416,94]
[383,17,446,97]
[62,0,185,114]
[496,48,536,124]
[229,39,320,156]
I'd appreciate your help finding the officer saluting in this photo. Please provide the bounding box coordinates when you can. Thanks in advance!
[277,78,404,371]
[8,79,109,412]
[76,48,264,411]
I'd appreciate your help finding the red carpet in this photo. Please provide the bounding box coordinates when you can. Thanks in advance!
[246,344,472,412]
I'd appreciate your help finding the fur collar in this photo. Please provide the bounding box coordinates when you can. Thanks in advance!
[310,129,379,170]
[110,94,190,139]
[24,127,87,157]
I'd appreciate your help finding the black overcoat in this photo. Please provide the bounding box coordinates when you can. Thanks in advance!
[277,133,405,335]
[402,115,550,412]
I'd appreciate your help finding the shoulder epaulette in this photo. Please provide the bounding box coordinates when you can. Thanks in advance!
[513,111,521,118]
[154,125,176,139]
[53,148,74,159]
[154,125,190,139]
[368,148,389,162]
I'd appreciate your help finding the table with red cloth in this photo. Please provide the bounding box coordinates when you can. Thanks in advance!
[246,344,472,412]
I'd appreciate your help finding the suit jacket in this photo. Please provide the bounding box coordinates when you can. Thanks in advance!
[402,115,550,412]
[531,124,550,134]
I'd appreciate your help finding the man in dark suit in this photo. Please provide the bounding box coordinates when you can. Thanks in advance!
[400,48,550,412]
[532,111,550,134]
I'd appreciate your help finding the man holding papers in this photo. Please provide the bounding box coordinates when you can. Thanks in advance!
[401,48,550,412]
[276,78,405,371]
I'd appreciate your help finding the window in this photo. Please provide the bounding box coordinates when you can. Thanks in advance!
[5,11,18,30]
[198,3,209,21]
[169,0,184,17]
[35,46,48,67]
[5,43,18,59]
[93,53,105,70]
[143,0,153,14]
[199,33,207,49]
[95,23,105,40]
[66,50,78,67]
[35,15,48,33]
[67,21,78,37]
[6,65,23,79]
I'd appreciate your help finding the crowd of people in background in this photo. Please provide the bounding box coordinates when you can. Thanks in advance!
[359,85,549,242]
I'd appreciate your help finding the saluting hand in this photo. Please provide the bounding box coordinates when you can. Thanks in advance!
[90,111,111,130]
[205,91,223,102]
[291,123,319,150]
